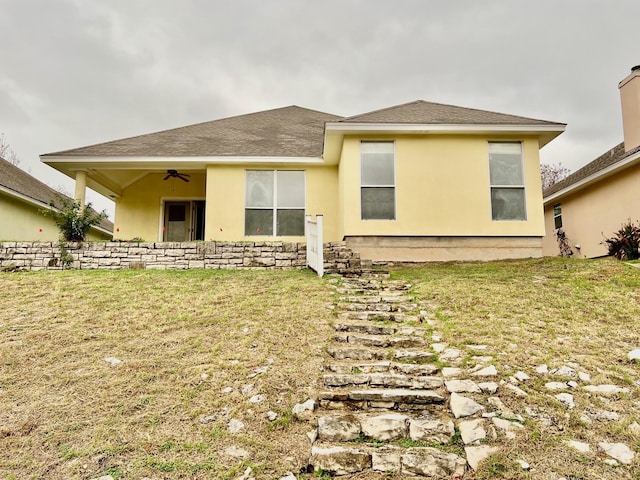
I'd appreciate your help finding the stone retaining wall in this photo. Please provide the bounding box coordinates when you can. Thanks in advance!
[0,241,362,274]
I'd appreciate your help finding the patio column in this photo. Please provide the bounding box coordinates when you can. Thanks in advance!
[74,170,87,207]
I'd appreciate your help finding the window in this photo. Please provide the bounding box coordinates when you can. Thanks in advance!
[245,170,305,236]
[489,142,526,221]
[361,141,395,220]
[553,204,562,229]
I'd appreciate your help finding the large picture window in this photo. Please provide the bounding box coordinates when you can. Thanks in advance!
[489,142,526,221]
[361,142,395,220]
[245,170,305,236]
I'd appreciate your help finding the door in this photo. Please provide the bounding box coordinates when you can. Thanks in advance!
[164,202,190,241]
[163,201,206,241]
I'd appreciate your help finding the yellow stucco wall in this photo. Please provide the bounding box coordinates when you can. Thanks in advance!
[0,194,61,241]
[204,165,339,242]
[337,135,545,239]
[114,172,206,241]
[0,194,111,241]
[542,164,640,258]
[114,136,546,244]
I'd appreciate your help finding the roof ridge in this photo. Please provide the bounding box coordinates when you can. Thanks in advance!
[341,99,565,125]
[339,100,425,122]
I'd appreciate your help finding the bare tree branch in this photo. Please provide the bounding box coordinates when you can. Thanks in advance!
[541,162,570,190]
[0,133,20,166]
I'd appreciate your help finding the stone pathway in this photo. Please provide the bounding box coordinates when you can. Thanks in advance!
[299,270,638,478]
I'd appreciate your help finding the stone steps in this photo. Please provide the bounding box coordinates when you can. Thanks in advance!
[309,271,466,477]
[316,412,455,443]
[333,320,428,337]
[338,294,413,304]
[328,347,435,362]
[318,388,446,406]
[337,311,422,322]
[324,361,440,376]
[310,443,466,478]
[333,333,427,348]
[323,373,443,389]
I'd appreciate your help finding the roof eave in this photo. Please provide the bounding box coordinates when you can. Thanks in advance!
[0,184,55,211]
[325,122,565,145]
[0,184,113,235]
[543,150,640,205]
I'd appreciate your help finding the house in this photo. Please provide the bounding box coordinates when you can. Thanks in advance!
[0,156,113,241]
[41,100,564,261]
[542,66,640,258]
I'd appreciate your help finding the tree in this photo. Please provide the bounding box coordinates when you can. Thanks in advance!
[0,133,20,166]
[540,162,570,191]
[41,195,108,242]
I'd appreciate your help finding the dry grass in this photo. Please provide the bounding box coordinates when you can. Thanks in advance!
[0,269,334,480]
[393,257,640,480]
[1,259,638,480]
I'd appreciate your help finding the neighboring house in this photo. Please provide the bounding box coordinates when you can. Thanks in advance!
[0,156,113,241]
[542,66,640,258]
[41,100,564,261]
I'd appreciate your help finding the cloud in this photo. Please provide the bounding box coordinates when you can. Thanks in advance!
[2,0,640,216]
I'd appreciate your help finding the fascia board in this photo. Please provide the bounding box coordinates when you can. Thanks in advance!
[41,156,325,167]
[543,150,640,205]
[325,123,566,134]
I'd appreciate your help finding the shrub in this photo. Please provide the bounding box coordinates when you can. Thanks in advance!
[42,195,108,242]
[603,220,640,260]
[555,228,573,257]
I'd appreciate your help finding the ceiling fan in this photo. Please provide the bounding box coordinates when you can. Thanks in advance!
[163,169,190,182]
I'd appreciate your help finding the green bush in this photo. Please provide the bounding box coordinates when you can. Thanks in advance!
[603,220,640,260]
[42,195,108,242]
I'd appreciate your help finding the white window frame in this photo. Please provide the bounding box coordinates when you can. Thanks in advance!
[360,141,396,220]
[244,170,306,236]
[488,141,527,221]
[553,203,562,229]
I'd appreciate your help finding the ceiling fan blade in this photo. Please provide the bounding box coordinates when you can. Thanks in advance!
[178,175,189,182]
[163,174,171,180]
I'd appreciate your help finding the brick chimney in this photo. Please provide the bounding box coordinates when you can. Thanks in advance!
[619,65,640,152]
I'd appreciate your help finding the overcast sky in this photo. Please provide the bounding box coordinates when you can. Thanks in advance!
[2,0,640,218]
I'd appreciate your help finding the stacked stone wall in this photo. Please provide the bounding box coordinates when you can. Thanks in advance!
[0,241,362,274]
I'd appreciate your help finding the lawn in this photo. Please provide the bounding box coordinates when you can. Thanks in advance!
[0,258,638,479]
[0,269,334,479]
[393,257,640,479]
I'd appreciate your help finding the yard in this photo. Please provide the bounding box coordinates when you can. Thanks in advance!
[0,258,638,479]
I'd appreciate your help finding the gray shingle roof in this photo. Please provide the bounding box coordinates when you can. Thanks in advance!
[43,106,343,158]
[0,156,113,232]
[543,142,637,198]
[339,100,565,126]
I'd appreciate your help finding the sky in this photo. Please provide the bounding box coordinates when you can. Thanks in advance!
[2,0,640,218]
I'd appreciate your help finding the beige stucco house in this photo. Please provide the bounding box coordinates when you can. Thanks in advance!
[543,66,640,258]
[0,156,113,241]
[41,100,564,261]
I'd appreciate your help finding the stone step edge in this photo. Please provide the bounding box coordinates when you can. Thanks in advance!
[318,388,446,404]
[324,361,440,376]
[327,347,436,362]
[323,373,443,389]
[332,321,429,336]
[333,334,428,349]
[309,443,467,478]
